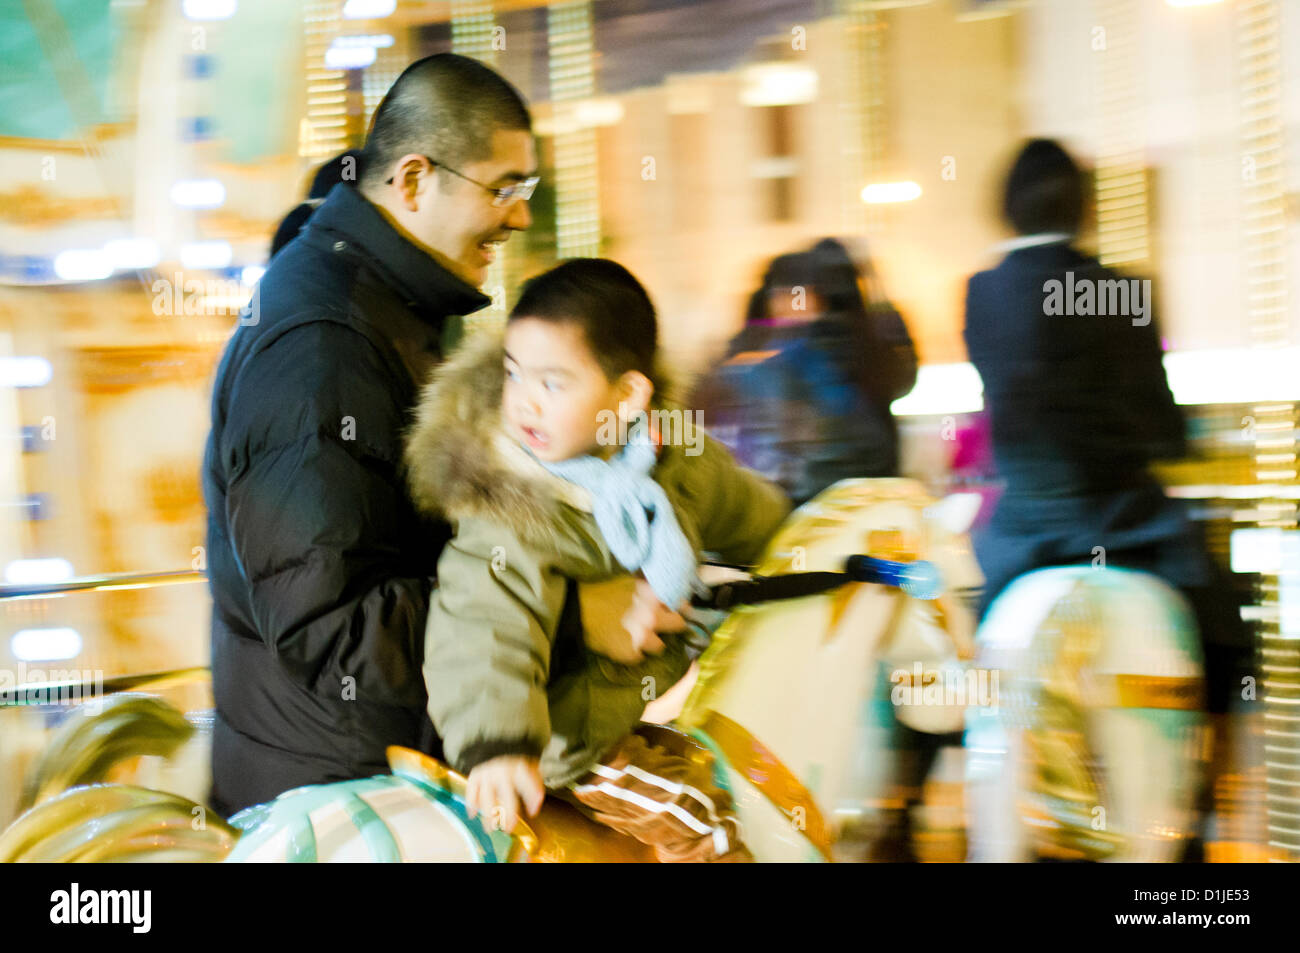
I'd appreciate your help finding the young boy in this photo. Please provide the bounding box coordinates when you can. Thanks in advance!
[406,258,790,861]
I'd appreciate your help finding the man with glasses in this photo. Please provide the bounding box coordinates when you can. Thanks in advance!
[202,54,537,815]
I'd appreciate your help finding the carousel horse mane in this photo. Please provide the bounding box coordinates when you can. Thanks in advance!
[0,693,236,863]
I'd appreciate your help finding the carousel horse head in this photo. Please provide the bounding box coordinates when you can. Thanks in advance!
[672,478,985,860]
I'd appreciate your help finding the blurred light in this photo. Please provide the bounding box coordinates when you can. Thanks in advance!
[325,44,377,70]
[182,0,236,20]
[11,628,82,662]
[53,250,112,281]
[333,34,394,48]
[241,264,266,286]
[1166,0,1224,7]
[181,241,233,270]
[861,181,923,204]
[1164,347,1300,404]
[0,357,53,388]
[343,0,396,17]
[891,349,1300,417]
[574,98,625,126]
[181,116,216,141]
[24,493,52,522]
[170,179,226,208]
[185,54,216,80]
[1231,528,1285,574]
[534,114,580,137]
[751,157,799,179]
[891,364,984,416]
[740,63,818,107]
[5,559,74,585]
[103,238,160,270]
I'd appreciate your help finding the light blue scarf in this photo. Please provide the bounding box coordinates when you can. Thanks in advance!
[537,420,701,609]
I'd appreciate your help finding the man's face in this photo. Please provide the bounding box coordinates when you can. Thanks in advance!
[385,128,536,287]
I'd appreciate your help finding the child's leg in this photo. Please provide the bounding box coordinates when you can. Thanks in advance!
[566,732,751,862]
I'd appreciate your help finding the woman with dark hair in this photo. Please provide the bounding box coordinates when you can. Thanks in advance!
[269,149,364,258]
[695,241,916,506]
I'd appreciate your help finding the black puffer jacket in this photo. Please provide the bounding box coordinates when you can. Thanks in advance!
[202,183,489,815]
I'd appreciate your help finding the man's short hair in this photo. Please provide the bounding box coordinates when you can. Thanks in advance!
[360,53,531,193]
[1003,138,1085,236]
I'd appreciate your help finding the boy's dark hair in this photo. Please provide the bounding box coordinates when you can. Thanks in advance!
[360,53,531,193]
[1003,138,1085,236]
[509,258,658,387]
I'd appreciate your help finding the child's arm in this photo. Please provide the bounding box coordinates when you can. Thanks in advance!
[423,517,567,826]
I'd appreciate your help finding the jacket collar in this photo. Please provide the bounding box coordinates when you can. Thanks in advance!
[306,183,491,324]
[991,232,1072,256]
[404,328,688,548]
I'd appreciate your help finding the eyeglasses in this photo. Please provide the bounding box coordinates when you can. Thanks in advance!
[386,156,539,208]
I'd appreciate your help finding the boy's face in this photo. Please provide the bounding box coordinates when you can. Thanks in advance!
[502,318,647,463]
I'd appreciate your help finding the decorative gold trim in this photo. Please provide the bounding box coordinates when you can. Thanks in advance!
[1113,674,1204,711]
[699,710,835,862]
[385,746,540,862]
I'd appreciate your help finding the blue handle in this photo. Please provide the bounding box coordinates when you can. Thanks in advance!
[844,555,943,600]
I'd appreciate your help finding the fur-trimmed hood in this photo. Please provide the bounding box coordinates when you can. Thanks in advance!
[404,327,683,549]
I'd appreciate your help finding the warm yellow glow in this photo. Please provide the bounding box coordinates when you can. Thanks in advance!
[861,180,922,204]
[740,63,818,107]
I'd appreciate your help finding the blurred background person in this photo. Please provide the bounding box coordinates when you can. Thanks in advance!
[964,138,1252,858]
[694,238,916,507]
[269,149,365,259]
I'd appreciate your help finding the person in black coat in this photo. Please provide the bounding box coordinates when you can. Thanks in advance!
[202,54,538,816]
[268,149,363,259]
[964,139,1250,856]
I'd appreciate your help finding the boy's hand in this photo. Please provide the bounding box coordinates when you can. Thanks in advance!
[578,577,688,663]
[465,755,544,834]
[620,578,688,660]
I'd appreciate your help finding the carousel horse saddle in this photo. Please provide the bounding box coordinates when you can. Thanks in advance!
[389,723,719,863]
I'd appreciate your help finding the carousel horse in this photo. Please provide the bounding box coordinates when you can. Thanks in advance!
[0,478,986,863]
[964,566,1207,863]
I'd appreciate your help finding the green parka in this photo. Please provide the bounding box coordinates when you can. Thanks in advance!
[404,329,789,786]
